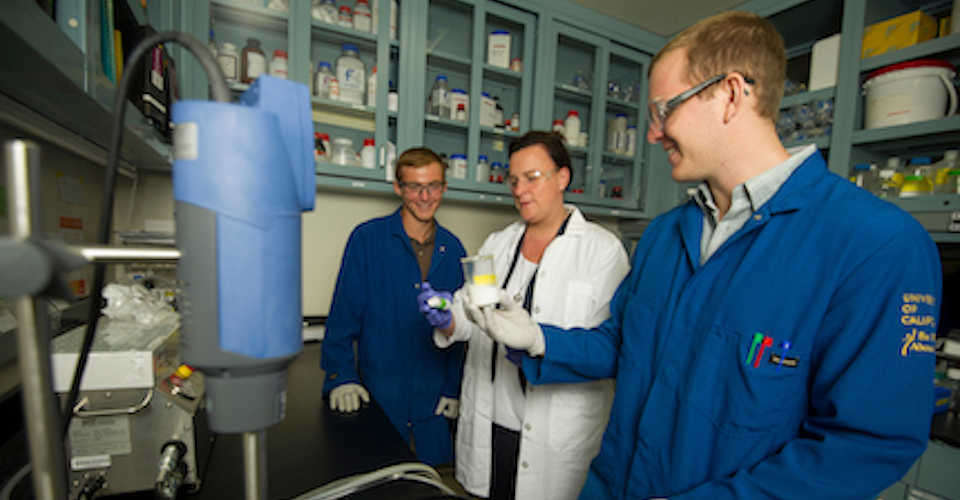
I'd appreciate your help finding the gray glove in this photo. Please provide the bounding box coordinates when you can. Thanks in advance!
[329,383,370,413]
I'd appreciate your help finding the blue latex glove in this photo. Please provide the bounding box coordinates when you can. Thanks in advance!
[417,282,453,330]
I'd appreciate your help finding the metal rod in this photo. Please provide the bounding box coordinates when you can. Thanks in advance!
[243,430,268,500]
[5,139,69,500]
[72,245,181,264]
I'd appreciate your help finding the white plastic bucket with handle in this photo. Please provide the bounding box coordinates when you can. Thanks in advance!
[862,59,957,129]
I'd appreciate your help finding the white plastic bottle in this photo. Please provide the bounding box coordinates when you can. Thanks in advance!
[268,50,289,79]
[607,114,627,153]
[449,88,468,120]
[476,155,490,183]
[564,110,581,146]
[360,138,376,169]
[428,75,451,118]
[625,125,637,156]
[314,61,334,98]
[552,119,565,134]
[353,0,372,32]
[366,65,377,107]
[218,42,239,82]
[336,44,366,105]
[449,154,468,180]
[387,81,398,111]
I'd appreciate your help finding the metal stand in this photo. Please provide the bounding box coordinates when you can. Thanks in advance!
[243,430,268,500]
[6,140,69,500]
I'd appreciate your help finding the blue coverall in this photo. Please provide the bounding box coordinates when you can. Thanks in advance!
[525,151,943,499]
[322,209,467,465]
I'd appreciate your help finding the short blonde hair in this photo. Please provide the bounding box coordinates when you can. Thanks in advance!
[395,147,448,183]
[652,11,786,120]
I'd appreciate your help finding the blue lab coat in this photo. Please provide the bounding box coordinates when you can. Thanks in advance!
[525,151,942,499]
[322,209,467,465]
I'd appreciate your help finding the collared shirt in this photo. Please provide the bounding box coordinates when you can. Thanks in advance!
[409,224,436,280]
[694,144,816,264]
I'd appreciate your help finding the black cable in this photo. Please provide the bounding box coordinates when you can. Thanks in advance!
[61,31,230,438]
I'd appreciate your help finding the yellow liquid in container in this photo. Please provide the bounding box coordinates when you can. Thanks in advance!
[472,274,496,285]
[900,175,934,197]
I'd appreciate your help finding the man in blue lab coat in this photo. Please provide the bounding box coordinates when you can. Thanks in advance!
[471,11,943,500]
[322,148,467,465]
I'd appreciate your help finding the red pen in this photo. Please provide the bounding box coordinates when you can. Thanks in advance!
[754,336,773,368]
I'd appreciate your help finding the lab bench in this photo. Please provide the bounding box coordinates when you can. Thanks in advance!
[0,342,451,500]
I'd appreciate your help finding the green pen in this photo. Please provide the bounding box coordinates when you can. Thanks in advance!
[745,332,764,365]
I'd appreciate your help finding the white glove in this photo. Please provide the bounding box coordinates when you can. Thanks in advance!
[329,383,370,413]
[434,397,460,419]
[477,290,545,356]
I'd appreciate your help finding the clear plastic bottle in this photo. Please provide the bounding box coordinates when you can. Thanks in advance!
[476,155,490,183]
[934,150,959,193]
[491,161,504,183]
[366,65,377,107]
[901,157,935,197]
[241,38,266,84]
[353,0,372,32]
[428,75,451,118]
[850,163,880,193]
[360,138,376,169]
[338,5,353,28]
[208,29,218,57]
[336,44,366,105]
[314,0,338,23]
[268,50,288,79]
[314,61,334,98]
[607,114,627,153]
[218,42,239,82]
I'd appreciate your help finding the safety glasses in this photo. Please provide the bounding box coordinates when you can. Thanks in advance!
[647,73,754,131]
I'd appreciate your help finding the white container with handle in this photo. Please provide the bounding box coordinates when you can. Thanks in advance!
[862,59,957,130]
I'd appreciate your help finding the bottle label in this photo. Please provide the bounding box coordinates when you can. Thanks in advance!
[247,53,266,79]
[218,55,237,81]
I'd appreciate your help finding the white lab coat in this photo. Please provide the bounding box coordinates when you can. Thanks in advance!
[435,205,630,500]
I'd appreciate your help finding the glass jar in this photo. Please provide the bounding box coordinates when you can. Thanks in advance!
[330,138,359,166]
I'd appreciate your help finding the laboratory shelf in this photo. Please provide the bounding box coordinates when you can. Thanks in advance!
[310,19,378,49]
[211,0,288,32]
[480,126,521,138]
[851,115,960,152]
[311,96,376,119]
[568,144,589,156]
[783,135,831,151]
[483,64,522,83]
[780,87,836,109]
[425,113,469,130]
[554,83,594,104]
[316,161,387,181]
[426,50,473,72]
[602,151,638,163]
[606,97,642,113]
[860,33,960,73]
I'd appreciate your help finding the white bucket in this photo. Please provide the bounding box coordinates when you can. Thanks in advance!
[862,59,957,129]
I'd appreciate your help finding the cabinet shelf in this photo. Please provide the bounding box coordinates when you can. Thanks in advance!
[310,20,378,49]
[780,87,836,109]
[483,64,522,83]
[480,126,520,138]
[311,97,376,119]
[427,50,472,72]
[784,135,831,151]
[554,83,593,103]
[602,151,638,163]
[852,115,960,153]
[316,161,386,181]
[425,114,468,130]
[606,97,641,112]
[861,34,960,73]
[212,0,288,32]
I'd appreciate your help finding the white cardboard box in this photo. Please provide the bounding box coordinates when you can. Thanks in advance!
[809,33,841,92]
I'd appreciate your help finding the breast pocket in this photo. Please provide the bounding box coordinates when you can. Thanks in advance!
[563,281,598,327]
[681,324,807,436]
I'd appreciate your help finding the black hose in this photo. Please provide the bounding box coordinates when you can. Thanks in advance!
[60,31,230,439]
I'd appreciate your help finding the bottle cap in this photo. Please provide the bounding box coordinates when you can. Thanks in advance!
[342,43,358,52]
[339,5,352,12]
[457,103,465,110]
[567,110,579,117]
[222,42,237,52]
[274,50,287,58]
[318,61,331,69]
[364,138,375,146]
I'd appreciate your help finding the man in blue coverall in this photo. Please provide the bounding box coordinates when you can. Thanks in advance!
[470,11,944,500]
[321,147,467,465]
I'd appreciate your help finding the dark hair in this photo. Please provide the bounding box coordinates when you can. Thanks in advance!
[395,147,448,183]
[508,131,573,184]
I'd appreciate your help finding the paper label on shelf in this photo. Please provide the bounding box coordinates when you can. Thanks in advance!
[173,122,199,161]
[351,181,366,188]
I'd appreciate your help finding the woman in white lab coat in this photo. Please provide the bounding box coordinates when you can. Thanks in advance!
[422,131,630,500]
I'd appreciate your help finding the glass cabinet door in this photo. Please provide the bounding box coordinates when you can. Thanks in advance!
[598,43,647,209]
